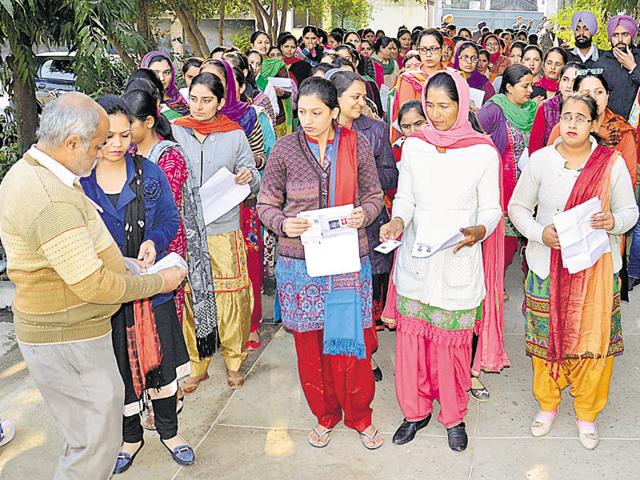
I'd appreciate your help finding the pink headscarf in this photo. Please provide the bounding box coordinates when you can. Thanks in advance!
[412,68,495,149]
[607,15,638,41]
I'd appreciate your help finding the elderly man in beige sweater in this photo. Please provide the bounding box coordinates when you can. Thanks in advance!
[0,92,186,479]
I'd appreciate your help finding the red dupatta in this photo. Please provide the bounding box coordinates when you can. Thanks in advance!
[330,127,359,206]
[548,145,617,368]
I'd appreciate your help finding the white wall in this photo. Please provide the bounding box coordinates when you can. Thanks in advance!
[369,0,428,33]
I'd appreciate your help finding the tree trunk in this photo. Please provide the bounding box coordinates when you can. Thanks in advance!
[108,34,137,70]
[173,5,206,57]
[8,34,38,155]
[183,7,210,54]
[137,0,156,49]
[278,0,288,39]
[217,0,226,46]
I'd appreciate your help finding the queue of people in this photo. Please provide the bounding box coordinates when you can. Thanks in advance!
[1,10,640,479]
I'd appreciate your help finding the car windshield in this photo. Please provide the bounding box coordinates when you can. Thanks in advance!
[39,59,75,81]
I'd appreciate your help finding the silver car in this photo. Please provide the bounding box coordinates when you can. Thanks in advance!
[34,52,76,106]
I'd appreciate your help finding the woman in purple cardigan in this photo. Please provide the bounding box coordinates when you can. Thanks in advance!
[258,77,384,450]
[454,41,496,107]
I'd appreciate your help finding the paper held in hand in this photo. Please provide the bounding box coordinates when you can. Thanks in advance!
[198,167,250,225]
[298,204,361,277]
[553,196,611,274]
[412,229,465,258]
[125,252,188,276]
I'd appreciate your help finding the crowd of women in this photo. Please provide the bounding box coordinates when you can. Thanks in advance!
[34,10,640,474]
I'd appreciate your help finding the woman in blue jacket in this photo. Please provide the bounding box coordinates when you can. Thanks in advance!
[81,95,194,474]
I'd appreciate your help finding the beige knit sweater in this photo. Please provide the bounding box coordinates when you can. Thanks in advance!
[0,154,164,344]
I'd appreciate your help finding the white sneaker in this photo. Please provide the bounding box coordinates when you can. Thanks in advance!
[530,410,557,437]
[576,419,599,450]
[0,420,15,447]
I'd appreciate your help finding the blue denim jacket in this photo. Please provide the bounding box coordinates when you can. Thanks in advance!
[81,153,180,307]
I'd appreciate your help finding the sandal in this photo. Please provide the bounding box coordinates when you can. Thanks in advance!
[469,376,490,402]
[359,428,384,450]
[226,369,245,389]
[308,426,333,448]
[181,373,209,394]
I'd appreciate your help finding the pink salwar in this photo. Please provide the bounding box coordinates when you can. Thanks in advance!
[394,316,472,429]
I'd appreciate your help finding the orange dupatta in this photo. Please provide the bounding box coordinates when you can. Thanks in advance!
[174,114,242,135]
[548,145,617,367]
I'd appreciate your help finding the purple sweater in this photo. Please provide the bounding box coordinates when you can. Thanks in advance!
[257,129,384,260]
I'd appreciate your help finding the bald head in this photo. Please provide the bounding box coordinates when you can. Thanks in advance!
[36,92,109,177]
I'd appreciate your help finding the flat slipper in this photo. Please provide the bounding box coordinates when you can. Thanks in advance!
[359,428,384,450]
[181,373,209,394]
[308,426,333,448]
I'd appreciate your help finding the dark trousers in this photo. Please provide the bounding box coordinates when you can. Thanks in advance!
[123,394,178,443]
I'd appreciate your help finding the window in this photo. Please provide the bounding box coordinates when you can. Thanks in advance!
[39,59,75,82]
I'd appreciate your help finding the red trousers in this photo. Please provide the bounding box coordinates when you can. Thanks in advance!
[293,327,378,432]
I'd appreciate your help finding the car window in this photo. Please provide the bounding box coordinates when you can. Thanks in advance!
[39,59,75,81]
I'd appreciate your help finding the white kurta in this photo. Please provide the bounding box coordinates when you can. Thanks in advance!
[392,138,502,311]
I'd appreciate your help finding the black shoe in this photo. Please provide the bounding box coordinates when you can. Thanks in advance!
[372,366,383,382]
[392,415,432,445]
[447,422,468,452]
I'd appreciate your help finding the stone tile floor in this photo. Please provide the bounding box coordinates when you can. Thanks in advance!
[0,264,638,479]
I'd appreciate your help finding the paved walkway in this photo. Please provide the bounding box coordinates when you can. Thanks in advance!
[0,265,639,479]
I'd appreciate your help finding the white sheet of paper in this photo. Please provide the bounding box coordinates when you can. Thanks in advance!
[469,87,485,109]
[553,196,611,274]
[374,239,401,254]
[411,211,470,258]
[298,205,361,277]
[412,229,465,258]
[124,252,188,276]
[199,167,250,225]
[268,77,293,91]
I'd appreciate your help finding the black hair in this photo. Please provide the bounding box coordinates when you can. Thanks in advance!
[302,25,319,38]
[528,33,539,45]
[560,61,584,77]
[331,71,366,97]
[190,72,225,101]
[332,58,355,71]
[268,46,282,56]
[397,28,411,40]
[121,89,175,141]
[124,78,162,105]
[457,41,480,58]
[500,64,533,94]
[397,99,425,123]
[494,28,504,35]
[329,31,343,45]
[424,72,484,133]
[200,59,228,85]
[522,44,543,61]
[223,50,255,86]
[373,36,393,53]
[311,63,336,76]
[344,31,360,43]
[331,27,345,35]
[543,46,568,65]
[182,57,204,75]
[277,33,296,49]
[417,28,445,47]
[97,94,131,118]
[362,28,375,38]
[389,38,401,50]
[458,27,472,38]
[478,49,490,61]
[376,29,386,37]
[318,29,328,45]
[147,55,170,68]
[452,35,466,45]
[573,72,610,94]
[561,92,599,121]
[127,69,165,100]
[360,39,373,50]
[411,26,424,35]
[298,76,339,110]
[210,46,226,57]
[509,41,527,55]
[446,24,457,33]
[403,50,421,65]
[250,31,271,45]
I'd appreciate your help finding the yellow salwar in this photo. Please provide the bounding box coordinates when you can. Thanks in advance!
[182,229,253,374]
[532,356,614,422]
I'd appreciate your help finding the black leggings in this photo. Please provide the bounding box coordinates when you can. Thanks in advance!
[123,394,178,443]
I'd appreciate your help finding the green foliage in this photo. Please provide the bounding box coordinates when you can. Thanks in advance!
[229,27,252,52]
[0,110,19,182]
[551,0,611,50]
[605,0,640,16]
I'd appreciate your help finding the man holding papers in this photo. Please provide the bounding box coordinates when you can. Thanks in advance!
[509,93,638,449]
[258,78,384,450]
[173,72,260,390]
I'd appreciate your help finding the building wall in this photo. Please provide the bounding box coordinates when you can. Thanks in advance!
[369,0,427,32]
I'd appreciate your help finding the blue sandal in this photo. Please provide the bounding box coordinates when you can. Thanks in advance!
[161,439,195,466]
[113,440,144,475]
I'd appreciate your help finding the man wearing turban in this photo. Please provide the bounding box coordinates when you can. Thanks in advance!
[595,14,640,120]
[566,10,603,67]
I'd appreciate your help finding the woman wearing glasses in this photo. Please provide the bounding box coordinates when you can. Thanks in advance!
[454,41,496,107]
[509,93,638,449]
[389,28,445,142]
[482,34,509,82]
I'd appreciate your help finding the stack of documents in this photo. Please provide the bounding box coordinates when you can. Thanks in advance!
[553,196,611,274]
[298,205,361,277]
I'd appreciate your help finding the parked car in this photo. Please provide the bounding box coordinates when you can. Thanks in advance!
[34,51,76,106]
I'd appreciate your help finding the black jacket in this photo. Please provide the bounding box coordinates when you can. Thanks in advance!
[594,47,640,120]
[565,47,605,69]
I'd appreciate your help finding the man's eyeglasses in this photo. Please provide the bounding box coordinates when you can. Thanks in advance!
[576,68,604,76]
[419,46,441,55]
[559,113,593,125]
